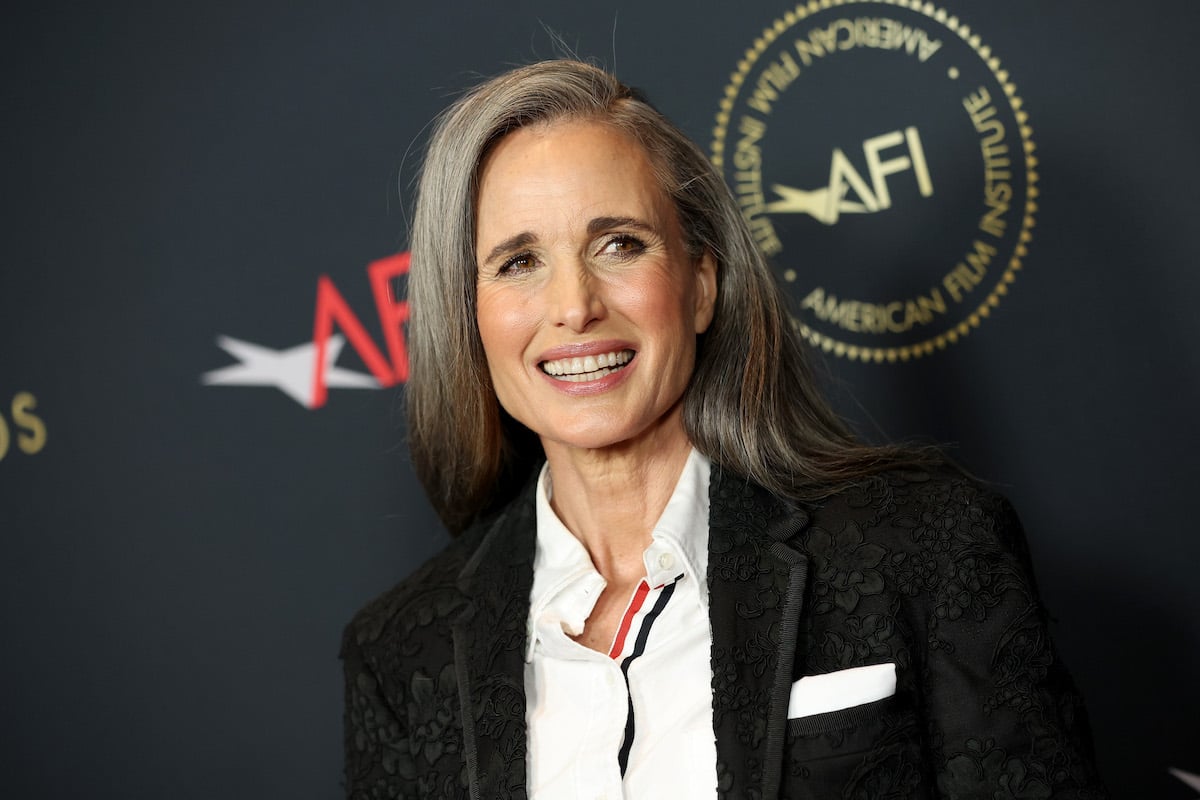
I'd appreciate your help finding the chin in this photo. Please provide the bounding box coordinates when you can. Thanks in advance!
[538,413,685,456]
[542,430,631,454]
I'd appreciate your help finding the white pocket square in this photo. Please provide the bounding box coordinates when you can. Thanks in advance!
[787,662,897,718]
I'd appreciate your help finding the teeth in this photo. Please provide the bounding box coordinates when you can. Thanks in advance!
[558,366,618,382]
[541,349,633,378]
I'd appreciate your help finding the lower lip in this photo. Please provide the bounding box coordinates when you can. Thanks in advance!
[537,355,636,396]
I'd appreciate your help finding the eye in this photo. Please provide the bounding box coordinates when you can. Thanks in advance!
[497,252,537,275]
[598,234,646,259]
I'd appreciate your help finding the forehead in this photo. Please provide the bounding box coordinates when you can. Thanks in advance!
[475,120,673,238]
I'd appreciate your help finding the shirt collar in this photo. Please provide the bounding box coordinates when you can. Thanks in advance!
[527,465,602,655]
[525,448,711,662]
[640,448,709,589]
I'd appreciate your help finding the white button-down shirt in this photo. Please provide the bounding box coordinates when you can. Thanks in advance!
[524,449,717,799]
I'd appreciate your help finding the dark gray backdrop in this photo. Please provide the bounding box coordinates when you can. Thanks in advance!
[3,1,1197,797]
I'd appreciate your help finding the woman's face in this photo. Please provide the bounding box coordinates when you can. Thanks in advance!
[474,120,716,457]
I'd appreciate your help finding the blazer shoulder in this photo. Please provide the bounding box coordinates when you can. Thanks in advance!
[341,517,493,656]
[888,465,1024,543]
[808,464,1027,560]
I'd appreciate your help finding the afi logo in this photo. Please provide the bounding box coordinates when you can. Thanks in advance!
[767,127,933,225]
[203,252,410,409]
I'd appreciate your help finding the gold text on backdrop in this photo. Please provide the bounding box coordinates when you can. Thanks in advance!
[712,0,1037,362]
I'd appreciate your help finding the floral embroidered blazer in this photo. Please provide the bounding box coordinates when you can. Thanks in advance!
[342,466,1108,799]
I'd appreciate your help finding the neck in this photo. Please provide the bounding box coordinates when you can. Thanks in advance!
[541,412,693,584]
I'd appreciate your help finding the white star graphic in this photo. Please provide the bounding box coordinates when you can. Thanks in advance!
[1171,767,1200,796]
[201,334,379,409]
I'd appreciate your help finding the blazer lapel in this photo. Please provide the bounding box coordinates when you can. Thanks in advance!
[707,465,812,800]
[452,484,537,800]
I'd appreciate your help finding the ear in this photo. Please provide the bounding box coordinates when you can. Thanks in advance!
[692,250,718,334]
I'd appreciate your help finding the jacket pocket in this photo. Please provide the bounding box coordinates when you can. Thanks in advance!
[779,694,931,799]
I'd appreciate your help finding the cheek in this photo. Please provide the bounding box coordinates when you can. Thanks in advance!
[476,291,532,374]
[621,273,697,335]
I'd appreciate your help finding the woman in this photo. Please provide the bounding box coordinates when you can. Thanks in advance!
[342,60,1106,799]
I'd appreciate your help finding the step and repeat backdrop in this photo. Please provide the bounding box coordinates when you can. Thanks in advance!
[3,0,1197,797]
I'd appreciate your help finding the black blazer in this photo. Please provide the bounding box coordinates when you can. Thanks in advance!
[342,465,1107,799]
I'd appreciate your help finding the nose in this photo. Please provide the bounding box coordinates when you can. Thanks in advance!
[547,259,606,332]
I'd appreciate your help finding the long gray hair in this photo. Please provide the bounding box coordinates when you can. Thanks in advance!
[408,59,926,534]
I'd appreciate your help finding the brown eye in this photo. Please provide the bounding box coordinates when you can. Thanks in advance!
[498,253,536,275]
[600,235,645,257]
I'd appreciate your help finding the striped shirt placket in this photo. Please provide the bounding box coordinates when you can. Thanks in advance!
[612,573,686,776]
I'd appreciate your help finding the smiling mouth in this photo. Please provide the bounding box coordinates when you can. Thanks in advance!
[539,350,634,383]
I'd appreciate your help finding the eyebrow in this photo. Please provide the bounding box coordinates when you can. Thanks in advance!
[481,232,537,268]
[587,216,657,238]
[480,216,659,267]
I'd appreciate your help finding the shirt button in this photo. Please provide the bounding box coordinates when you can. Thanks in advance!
[658,552,675,570]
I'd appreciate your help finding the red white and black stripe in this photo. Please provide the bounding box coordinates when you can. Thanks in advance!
[611,573,685,776]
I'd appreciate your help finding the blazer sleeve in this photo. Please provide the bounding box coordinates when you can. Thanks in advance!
[918,492,1108,798]
[341,625,418,799]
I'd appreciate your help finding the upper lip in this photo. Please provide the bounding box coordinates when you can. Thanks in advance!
[535,340,635,363]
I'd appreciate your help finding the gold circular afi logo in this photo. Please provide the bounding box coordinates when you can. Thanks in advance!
[712,0,1037,362]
